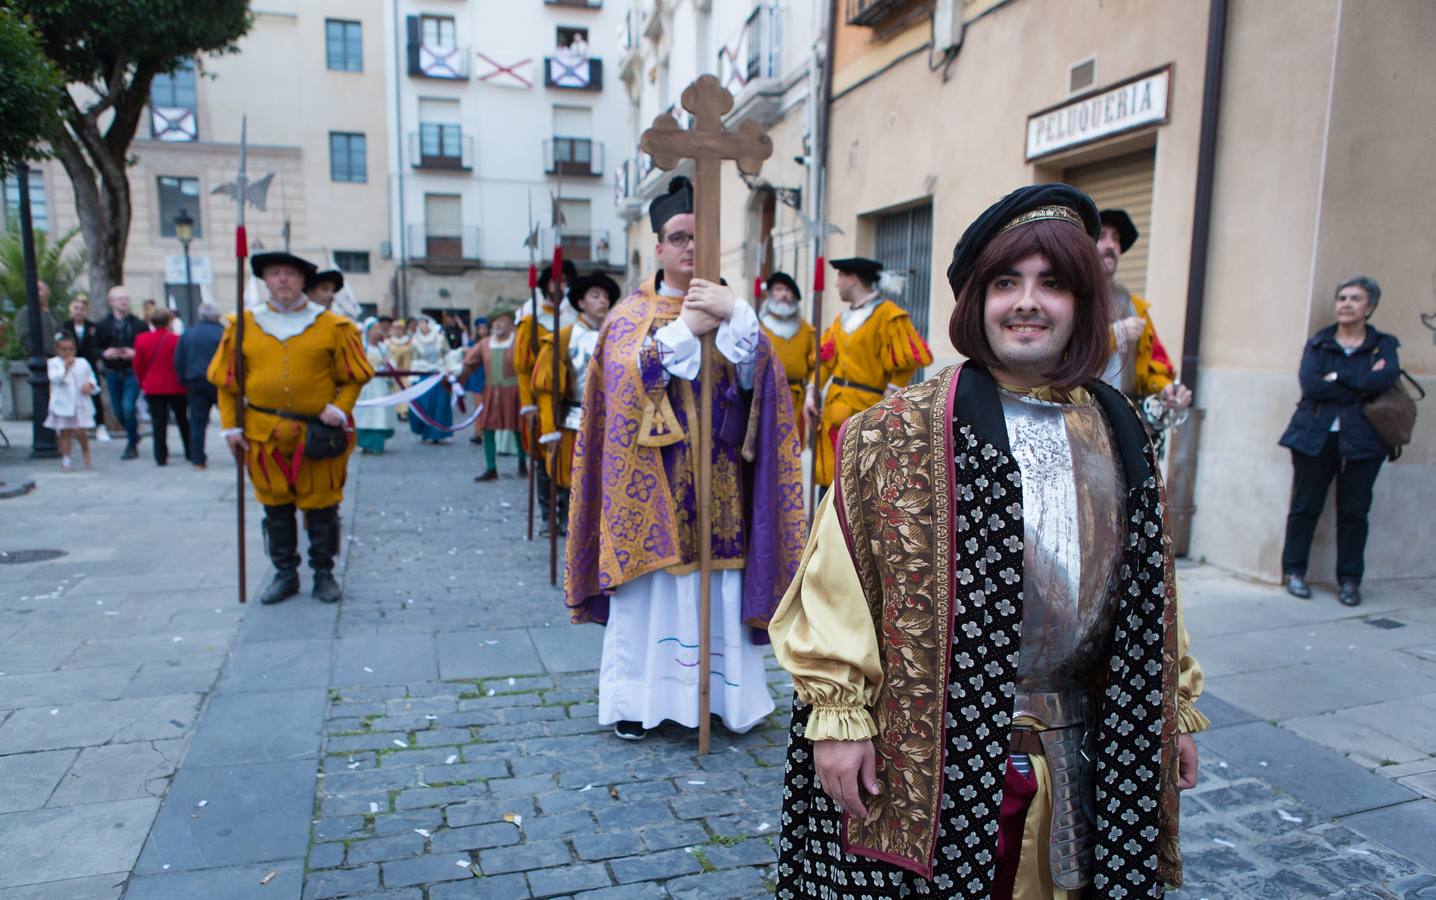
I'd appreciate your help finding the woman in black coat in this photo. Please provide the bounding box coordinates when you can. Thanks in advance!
[1279,276,1400,607]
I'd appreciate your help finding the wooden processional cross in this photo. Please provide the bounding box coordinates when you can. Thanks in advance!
[640,76,773,754]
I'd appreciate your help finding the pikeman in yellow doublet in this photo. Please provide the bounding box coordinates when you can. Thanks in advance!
[210,251,374,605]
[514,259,579,527]
[757,271,816,442]
[531,271,618,535]
[805,256,932,487]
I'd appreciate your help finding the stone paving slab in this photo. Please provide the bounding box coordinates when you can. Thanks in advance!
[1340,799,1436,870]
[437,627,545,680]
[0,873,125,900]
[135,759,316,873]
[183,687,327,766]
[0,694,201,754]
[0,748,76,812]
[0,797,159,888]
[48,739,183,806]
[334,633,439,686]
[216,636,334,693]
[125,860,304,900]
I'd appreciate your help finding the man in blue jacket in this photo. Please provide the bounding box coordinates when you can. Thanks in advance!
[174,301,225,469]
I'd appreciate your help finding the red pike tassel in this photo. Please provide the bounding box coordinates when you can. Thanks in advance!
[754,276,764,301]
[528,264,538,290]
[813,256,825,291]
[236,225,248,258]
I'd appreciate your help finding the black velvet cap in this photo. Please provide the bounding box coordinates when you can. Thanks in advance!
[1099,208,1139,253]
[649,176,694,233]
[765,271,802,301]
[537,259,579,295]
[946,183,1100,296]
[306,269,344,291]
[567,272,622,310]
[251,251,318,281]
[829,257,883,283]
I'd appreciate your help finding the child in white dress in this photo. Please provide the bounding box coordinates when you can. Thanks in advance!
[45,333,99,470]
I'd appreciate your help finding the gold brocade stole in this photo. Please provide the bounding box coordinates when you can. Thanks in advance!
[995,380,1094,405]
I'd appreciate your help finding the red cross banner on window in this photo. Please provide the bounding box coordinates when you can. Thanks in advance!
[475,52,534,89]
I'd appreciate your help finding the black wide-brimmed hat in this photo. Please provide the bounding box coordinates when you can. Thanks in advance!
[307,269,344,291]
[649,176,694,233]
[537,259,579,295]
[1099,208,1139,253]
[829,257,883,283]
[567,272,622,310]
[251,251,318,281]
[765,271,802,301]
[946,183,1099,296]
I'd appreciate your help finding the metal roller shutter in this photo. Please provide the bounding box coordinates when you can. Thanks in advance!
[1064,149,1156,299]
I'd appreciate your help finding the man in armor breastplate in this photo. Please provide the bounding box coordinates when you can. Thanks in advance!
[772,184,1208,899]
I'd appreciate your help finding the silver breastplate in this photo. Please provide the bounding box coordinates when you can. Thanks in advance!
[1001,391,1126,715]
[562,323,599,431]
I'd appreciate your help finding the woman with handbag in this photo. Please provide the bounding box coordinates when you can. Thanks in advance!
[1279,276,1401,606]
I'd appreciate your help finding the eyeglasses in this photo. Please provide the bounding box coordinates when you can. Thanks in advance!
[663,231,695,248]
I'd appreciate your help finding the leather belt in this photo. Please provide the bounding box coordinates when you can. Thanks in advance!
[1008,729,1045,755]
[832,376,885,395]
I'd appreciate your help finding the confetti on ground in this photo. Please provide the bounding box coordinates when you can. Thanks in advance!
[369,802,380,813]
[579,784,594,792]
[415,829,431,838]
[1348,848,1372,856]
[485,640,499,645]
[196,800,209,808]
[758,823,772,832]
[1277,810,1303,823]
[507,677,515,685]
[259,870,276,885]
[503,813,522,828]
[172,636,184,642]
[445,754,459,765]
[49,709,59,716]
[687,780,705,785]
[487,689,496,697]
[1213,838,1236,848]
[392,739,407,748]
[455,860,470,868]
[1258,761,1269,767]
[363,666,374,673]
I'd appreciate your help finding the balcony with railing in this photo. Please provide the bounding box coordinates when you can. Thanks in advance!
[408,42,470,80]
[410,125,473,171]
[406,224,481,265]
[718,4,784,126]
[618,7,641,81]
[545,54,603,91]
[544,137,604,178]
[545,0,602,7]
[542,228,611,264]
[845,0,925,27]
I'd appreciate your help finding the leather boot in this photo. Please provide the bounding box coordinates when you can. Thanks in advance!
[258,504,301,605]
[1338,581,1363,607]
[306,505,343,603]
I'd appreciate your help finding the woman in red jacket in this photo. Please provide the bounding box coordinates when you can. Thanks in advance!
[133,307,192,465]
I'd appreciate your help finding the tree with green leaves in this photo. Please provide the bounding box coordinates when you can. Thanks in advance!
[10,0,251,302]
[0,224,86,359]
[0,7,64,171]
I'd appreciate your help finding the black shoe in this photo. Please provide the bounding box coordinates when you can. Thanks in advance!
[475,470,498,482]
[469,435,483,445]
[518,458,529,477]
[121,445,139,460]
[614,720,647,741]
[312,570,342,604]
[306,506,342,603]
[1284,572,1312,599]
[1339,581,1362,607]
[258,570,301,605]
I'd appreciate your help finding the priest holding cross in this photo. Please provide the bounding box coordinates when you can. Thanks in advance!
[563,76,805,746]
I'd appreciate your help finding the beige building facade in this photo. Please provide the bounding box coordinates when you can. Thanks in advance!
[17,0,394,317]
[822,0,1436,581]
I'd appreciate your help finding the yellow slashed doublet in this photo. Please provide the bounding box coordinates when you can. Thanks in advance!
[761,319,817,439]
[208,308,373,509]
[814,300,931,486]
[532,324,576,488]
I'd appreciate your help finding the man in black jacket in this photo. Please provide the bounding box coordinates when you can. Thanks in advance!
[174,301,224,469]
[95,285,147,458]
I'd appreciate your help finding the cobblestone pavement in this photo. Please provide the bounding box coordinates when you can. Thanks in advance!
[1,427,1434,899]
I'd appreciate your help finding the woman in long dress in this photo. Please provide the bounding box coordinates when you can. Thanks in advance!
[355,319,395,454]
[408,315,453,443]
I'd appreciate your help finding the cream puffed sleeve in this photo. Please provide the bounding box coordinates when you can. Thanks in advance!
[770,493,884,742]
[1175,589,1210,734]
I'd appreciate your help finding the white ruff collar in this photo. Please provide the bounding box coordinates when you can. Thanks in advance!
[761,313,801,340]
[252,301,324,342]
[489,333,515,350]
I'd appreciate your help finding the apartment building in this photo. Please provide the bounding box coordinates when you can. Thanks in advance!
[6,0,395,318]
[383,0,630,321]
[611,0,827,303]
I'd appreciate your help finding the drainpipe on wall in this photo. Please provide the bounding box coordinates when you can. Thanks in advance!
[1167,0,1229,557]
[392,0,410,317]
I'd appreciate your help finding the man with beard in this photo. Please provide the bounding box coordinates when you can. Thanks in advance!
[804,256,931,491]
[772,184,1207,898]
[531,271,620,536]
[1096,208,1191,411]
[209,251,373,605]
[564,176,806,742]
[758,271,816,441]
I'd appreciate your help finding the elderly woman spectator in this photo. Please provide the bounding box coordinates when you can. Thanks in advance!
[133,307,192,466]
[1279,276,1400,607]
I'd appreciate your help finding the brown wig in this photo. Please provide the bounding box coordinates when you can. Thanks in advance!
[149,307,173,329]
[947,219,1111,390]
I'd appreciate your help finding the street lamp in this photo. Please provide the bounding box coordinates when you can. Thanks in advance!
[16,162,57,459]
[173,208,195,324]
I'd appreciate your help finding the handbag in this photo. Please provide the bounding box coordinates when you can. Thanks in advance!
[249,404,350,460]
[1363,370,1424,460]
